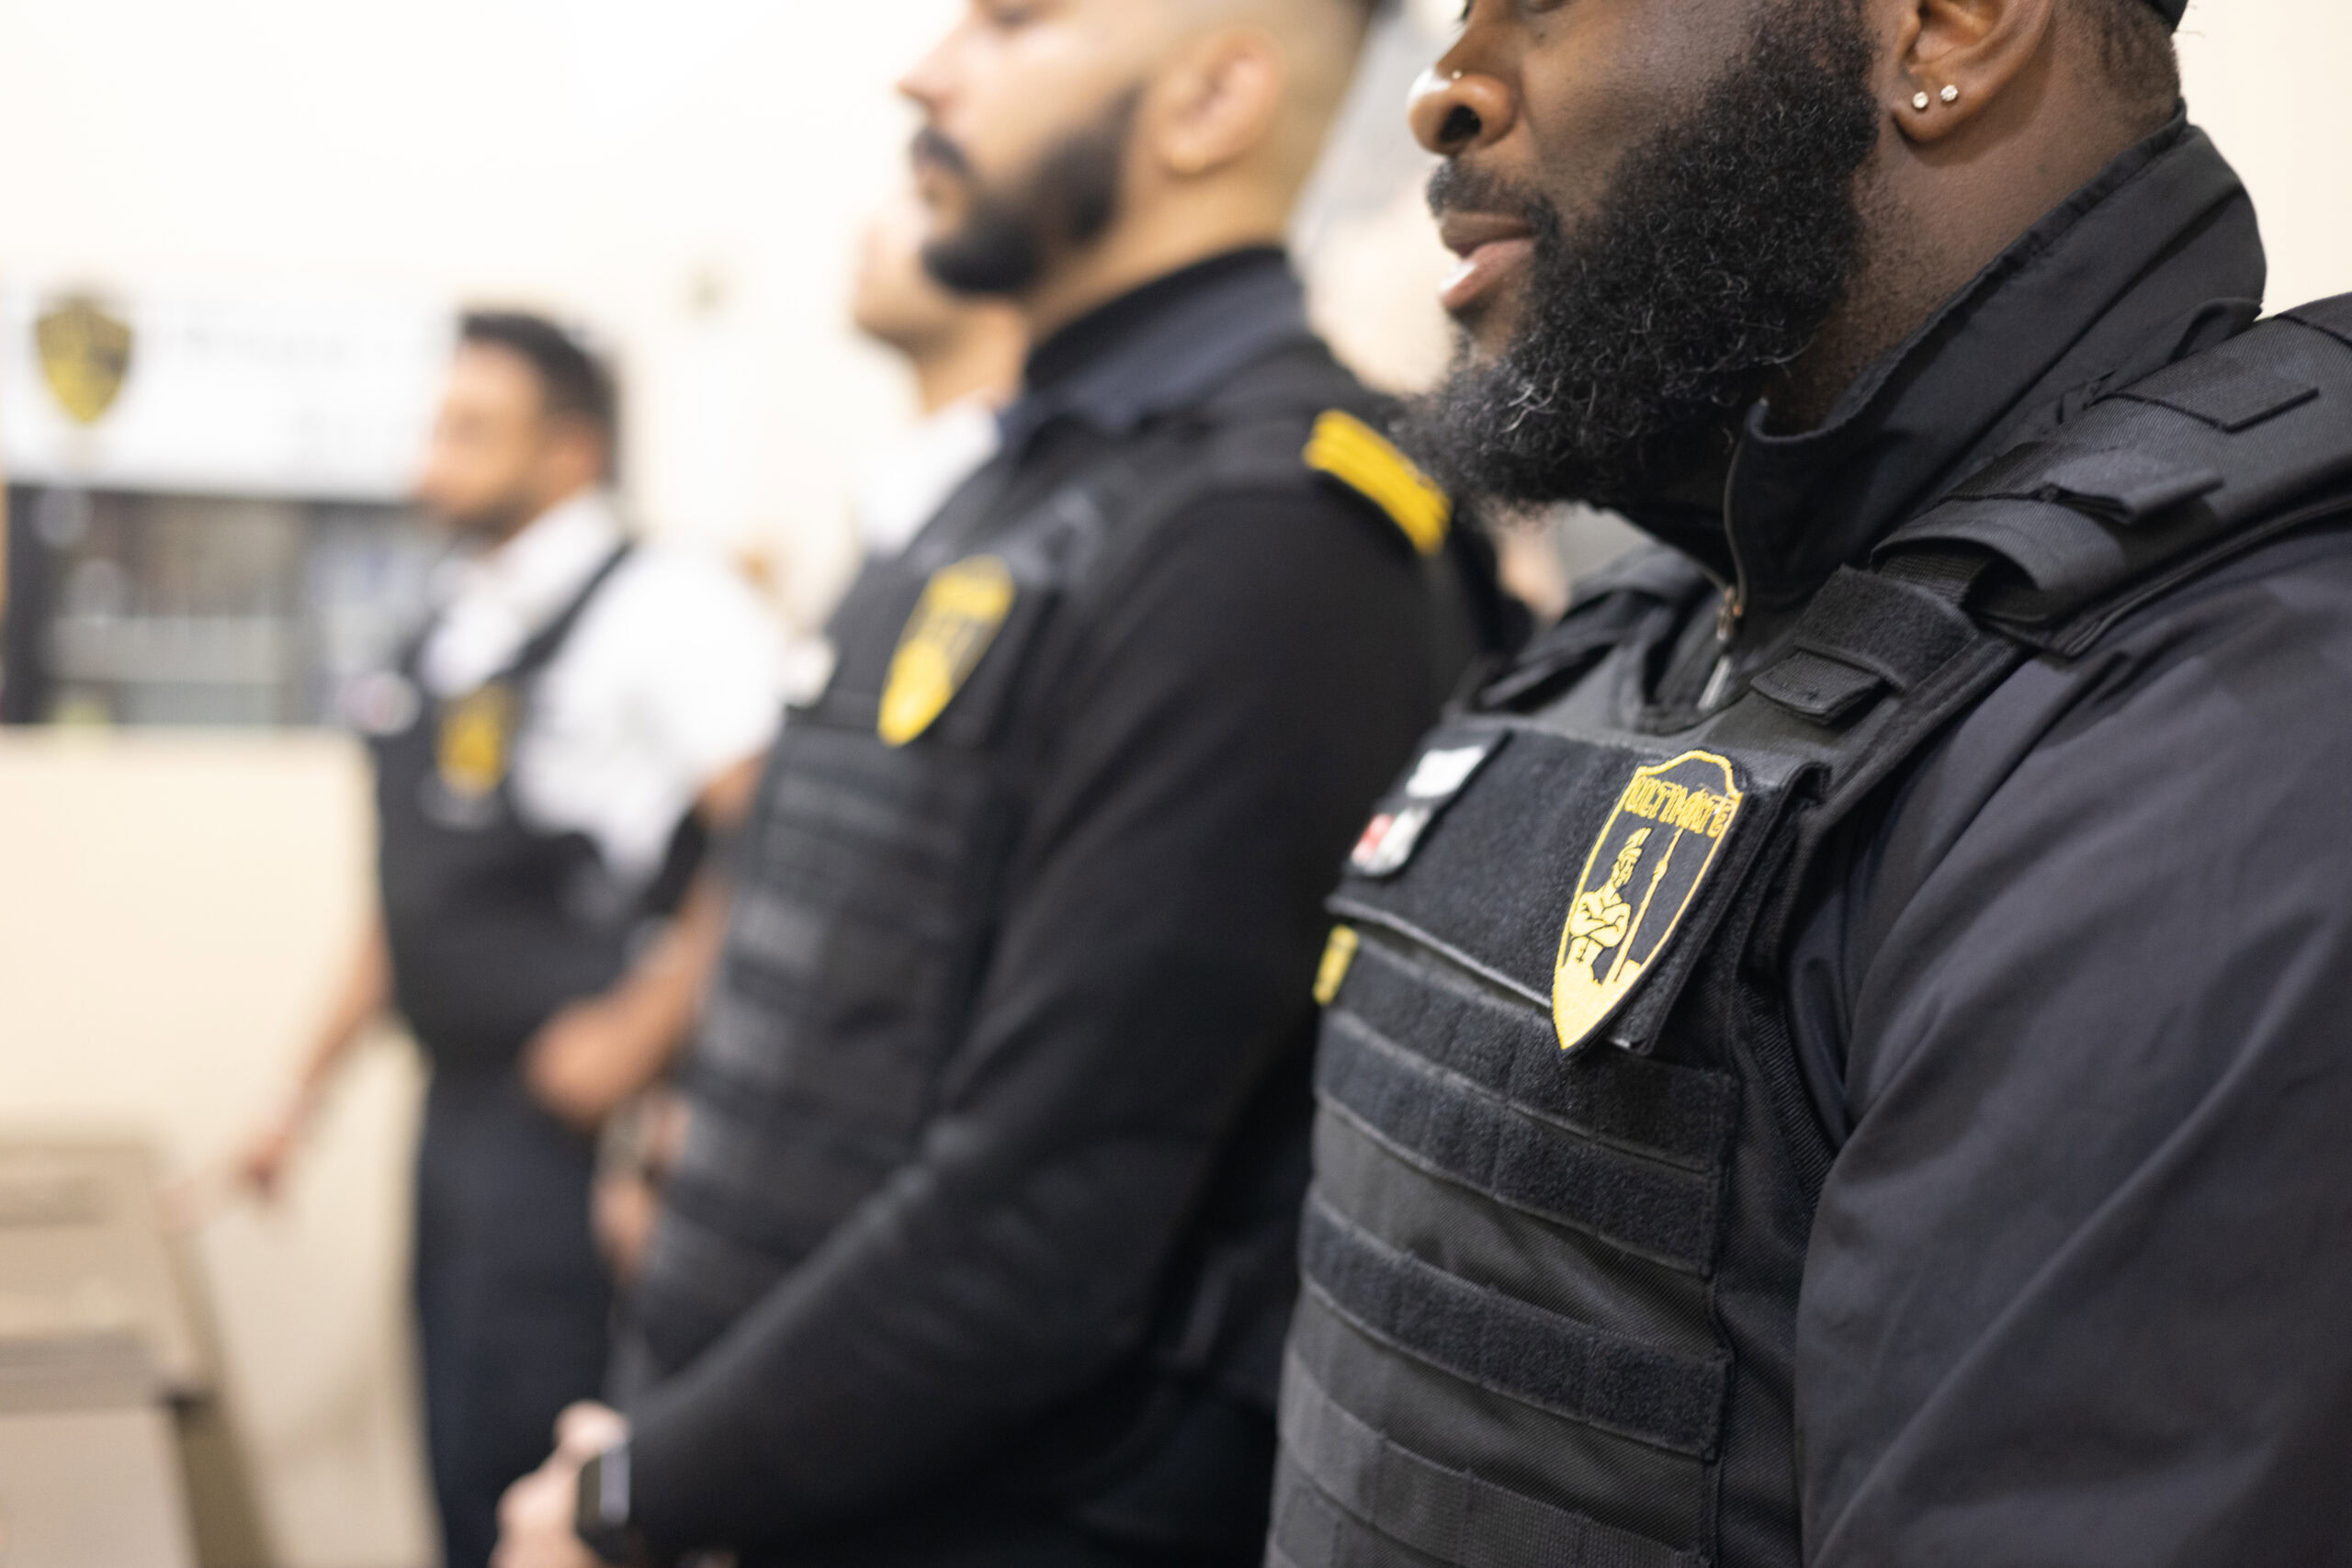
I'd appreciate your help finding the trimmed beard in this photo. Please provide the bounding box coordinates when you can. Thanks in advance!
[918,88,1143,298]
[1400,0,1883,511]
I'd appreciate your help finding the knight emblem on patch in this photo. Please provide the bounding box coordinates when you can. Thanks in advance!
[878,555,1016,747]
[1553,750,1745,1051]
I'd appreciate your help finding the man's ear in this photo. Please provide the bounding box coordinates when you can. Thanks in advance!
[543,414,610,490]
[1887,0,2058,144]
[1144,27,1287,178]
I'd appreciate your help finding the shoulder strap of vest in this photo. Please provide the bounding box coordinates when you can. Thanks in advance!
[1172,342,1463,561]
[505,540,636,681]
[1476,544,1713,712]
[1749,295,2352,729]
[1709,298,2352,1008]
[1027,343,1434,607]
[391,539,636,687]
[1884,295,2352,651]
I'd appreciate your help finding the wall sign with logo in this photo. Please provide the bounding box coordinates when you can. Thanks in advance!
[1,284,453,502]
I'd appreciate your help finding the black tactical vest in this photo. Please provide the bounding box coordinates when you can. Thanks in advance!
[371,544,705,1074]
[634,338,1478,1423]
[1271,299,2352,1568]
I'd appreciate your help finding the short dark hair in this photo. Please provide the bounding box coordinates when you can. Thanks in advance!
[458,310,619,471]
[2080,0,2181,121]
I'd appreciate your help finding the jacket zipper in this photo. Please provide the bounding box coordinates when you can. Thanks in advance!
[1699,455,1750,711]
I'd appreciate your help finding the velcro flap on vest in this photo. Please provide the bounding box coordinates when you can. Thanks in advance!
[2284,294,2352,351]
[1751,568,1977,726]
[1942,440,2224,525]
[1330,725,1792,1060]
[2112,361,2318,434]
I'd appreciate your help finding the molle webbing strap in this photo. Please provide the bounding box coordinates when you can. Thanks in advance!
[1275,1361,1703,1568]
[1748,557,1985,726]
[1299,1200,1729,1457]
[1317,1017,1722,1272]
[1336,941,1734,1172]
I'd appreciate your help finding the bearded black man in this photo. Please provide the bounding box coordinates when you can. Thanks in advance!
[1271,0,2352,1564]
[489,3,1507,1566]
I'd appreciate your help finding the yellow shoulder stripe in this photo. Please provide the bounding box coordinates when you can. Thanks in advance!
[1314,924,1360,1006]
[1304,410,1452,558]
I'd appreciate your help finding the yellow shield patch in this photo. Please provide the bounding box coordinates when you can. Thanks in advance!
[36,295,135,427]
[1553,750,1746,1051]
[878,556,1017,747]
[437,685,516,801]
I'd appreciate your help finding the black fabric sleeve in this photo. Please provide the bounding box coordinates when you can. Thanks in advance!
[1793,527,2352,1565]
[625,485,1450,1546]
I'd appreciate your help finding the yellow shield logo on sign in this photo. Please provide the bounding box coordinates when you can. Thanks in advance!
[437,685,516,801]
[1553,750,1746,1051]
[878,556,1017,747]
[35,295,135,427]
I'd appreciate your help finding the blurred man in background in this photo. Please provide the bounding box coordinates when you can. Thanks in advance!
[849,189,1028,560]
[238,312,785,1568]
[493,0,1511,1563]
[589,204,1026,1283]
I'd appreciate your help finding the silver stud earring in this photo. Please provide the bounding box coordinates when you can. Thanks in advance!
[1912,90,1931,110]
[1940,84,1962,105]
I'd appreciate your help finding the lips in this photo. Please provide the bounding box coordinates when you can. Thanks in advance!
[1435,211,1536,315]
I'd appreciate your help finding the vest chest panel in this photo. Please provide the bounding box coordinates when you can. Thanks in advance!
[1281,643,1832,1568]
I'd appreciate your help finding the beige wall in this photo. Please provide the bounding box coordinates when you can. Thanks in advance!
[0,731,431,1567]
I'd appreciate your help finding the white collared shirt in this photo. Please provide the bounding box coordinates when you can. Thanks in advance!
[416,491,785,888]
[851,397,1003,560]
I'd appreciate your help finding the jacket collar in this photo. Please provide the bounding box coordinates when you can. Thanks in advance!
[997,247,1313,453]
[1628,114,2267,614]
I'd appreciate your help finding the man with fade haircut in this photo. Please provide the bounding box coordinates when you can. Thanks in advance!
[1272,0,2352,1564]
[493,2,1507,1565]
[236,311,786,1568]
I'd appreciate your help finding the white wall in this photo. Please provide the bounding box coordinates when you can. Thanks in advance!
[2171,0,2352,312]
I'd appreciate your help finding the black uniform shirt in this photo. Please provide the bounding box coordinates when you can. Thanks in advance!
[627,250,1474,1543]
[1653,118,2352,1560]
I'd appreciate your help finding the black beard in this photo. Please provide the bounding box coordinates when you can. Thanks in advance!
[917,89,1141,298]
[1400,0,1882,511]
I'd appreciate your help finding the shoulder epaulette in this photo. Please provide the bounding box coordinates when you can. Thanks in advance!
[1304,410,1453,557]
